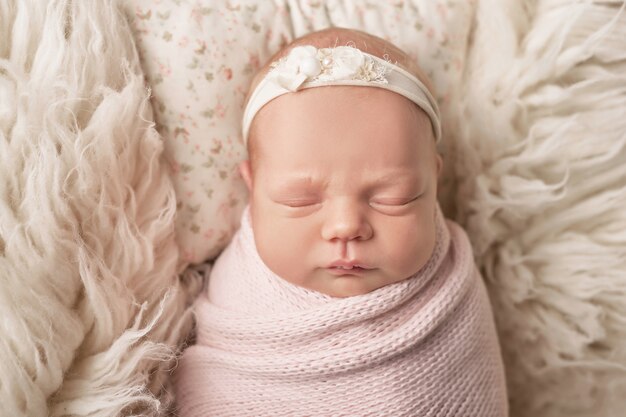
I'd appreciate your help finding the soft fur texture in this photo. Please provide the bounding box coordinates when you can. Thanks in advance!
[448,0,626,416]
[174,205,508,416]
[0,1,200,416]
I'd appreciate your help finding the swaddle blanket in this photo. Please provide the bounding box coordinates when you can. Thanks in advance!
[174,205,509,416]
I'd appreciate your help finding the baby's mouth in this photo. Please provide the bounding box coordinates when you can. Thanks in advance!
[326,260,373,274]
[331,265,368,270]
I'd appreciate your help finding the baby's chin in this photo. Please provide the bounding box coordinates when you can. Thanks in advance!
[323,277,383,298]
[301,269,411,298]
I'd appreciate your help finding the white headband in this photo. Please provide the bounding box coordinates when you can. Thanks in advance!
[242,45,442,144]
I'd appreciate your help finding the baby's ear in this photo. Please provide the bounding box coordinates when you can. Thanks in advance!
[239,160,253,191]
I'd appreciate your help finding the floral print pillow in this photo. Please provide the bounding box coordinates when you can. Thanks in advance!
[125,0,475,266]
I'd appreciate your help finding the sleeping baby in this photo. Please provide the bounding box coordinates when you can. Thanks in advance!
[174,27,509,416]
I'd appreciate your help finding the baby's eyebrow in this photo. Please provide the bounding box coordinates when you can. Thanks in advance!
[274,171,422,192]
[368,171,421,187]
[272,175,322,192]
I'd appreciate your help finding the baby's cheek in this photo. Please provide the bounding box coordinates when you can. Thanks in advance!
[252,209,316,284]
[386,216,436,274]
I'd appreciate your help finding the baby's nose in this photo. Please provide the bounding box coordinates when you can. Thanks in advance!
[320,200,373,242]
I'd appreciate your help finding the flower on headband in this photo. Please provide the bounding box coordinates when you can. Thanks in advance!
[269,45,389,92]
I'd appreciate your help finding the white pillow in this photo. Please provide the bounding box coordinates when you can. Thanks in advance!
[126,0,475,265]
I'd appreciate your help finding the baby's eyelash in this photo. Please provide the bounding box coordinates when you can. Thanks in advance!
[370,195,420,206]
[279,200,320,208]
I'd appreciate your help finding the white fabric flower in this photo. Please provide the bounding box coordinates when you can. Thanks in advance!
[268,45,389,92]
[271,45,318,91]
[317,46,365,81]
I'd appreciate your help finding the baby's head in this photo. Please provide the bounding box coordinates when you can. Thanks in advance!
[239,28,443,298]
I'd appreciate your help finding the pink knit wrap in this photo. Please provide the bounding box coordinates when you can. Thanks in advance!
[174,205,509,416]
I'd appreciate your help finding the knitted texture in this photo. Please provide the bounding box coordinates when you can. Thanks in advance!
[174,205,508,416]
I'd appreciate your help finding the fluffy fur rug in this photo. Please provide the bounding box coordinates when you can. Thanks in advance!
[446,0,626,416]
[0,1,201,416]
[1,0,625,416]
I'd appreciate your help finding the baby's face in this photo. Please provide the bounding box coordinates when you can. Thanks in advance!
[240,86,442,298]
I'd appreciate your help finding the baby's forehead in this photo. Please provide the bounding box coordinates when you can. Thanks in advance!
[253,85,434,141]
[249,87,437,174]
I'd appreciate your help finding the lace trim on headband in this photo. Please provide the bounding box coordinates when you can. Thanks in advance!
[268,45,391,92]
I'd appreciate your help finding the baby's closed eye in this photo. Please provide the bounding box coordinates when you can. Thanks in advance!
[277,198,321,208]
[369,194,421,206]
[271,193,422,209]
[368,194,423,215]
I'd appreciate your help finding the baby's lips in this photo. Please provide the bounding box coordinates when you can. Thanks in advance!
[327,259,373,270]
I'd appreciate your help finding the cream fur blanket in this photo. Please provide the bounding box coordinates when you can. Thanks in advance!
[0,1,201,416]
[173,205,508,416]
[451,1,626,416]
